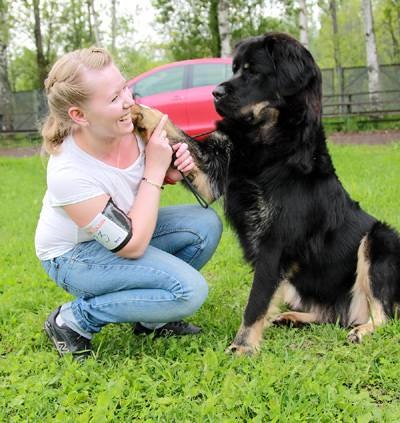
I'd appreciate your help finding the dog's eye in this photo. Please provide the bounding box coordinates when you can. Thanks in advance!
[243,63,250,70]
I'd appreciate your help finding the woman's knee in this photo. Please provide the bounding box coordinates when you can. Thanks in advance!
[204,207,223,247]
[178,273,209,317]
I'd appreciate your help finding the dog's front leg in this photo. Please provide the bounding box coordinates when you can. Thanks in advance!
[226,242,282,356]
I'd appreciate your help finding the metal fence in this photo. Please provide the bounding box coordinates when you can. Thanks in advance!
[321,64,400,117]
[1,64,400,134]
[0,90,46,133]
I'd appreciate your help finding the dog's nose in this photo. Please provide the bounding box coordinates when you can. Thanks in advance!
[212,85,226,100]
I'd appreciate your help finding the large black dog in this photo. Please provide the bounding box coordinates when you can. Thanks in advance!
[132,32,400,355]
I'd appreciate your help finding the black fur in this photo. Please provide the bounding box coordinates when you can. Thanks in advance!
[186,32,400,347]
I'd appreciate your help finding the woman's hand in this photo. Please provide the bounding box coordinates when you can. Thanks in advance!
[144,115,173,180]
[164,143,197,183]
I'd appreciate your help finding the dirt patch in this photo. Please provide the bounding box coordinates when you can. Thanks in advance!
[1,130,400,157]
[0,145,42,157]
[328,130,400,145]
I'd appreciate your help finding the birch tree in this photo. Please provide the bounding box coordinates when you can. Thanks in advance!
[111,0,116,55]
[361,0,380,107]
[218,0,231,56]
[87,0,102,46]
[298,0,309,48]
[327,0,344,110]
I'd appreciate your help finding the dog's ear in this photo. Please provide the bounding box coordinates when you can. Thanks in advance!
[264,34,318,97]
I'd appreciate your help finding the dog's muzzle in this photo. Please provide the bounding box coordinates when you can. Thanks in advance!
[212,85,226,103]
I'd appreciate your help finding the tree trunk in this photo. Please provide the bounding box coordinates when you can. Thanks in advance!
[209,0,221,57]
[88,0,102,46]
[218,0,231,57]
[361,0,380,108]
[32,0,48,89]
[0,0,13,130]
[86,0,94,43]
[111,0,117,56]
[329,0,344,113]
[298,0,309,49]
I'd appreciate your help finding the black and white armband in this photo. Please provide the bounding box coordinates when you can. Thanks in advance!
[83,198,132,252]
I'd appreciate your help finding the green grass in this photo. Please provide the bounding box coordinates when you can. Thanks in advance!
[323,115,400,135]
[1,142,400,422]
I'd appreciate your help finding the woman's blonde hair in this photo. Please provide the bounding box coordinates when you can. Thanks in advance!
[41,47,113,154]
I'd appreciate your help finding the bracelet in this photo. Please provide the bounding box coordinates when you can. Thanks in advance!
[142,177,164,190]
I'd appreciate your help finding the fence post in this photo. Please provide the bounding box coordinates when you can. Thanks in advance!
[347,94,352,115]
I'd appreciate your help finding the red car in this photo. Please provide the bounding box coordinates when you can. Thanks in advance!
[127,58,232,137]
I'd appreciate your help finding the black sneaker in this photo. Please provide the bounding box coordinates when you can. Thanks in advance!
[133,321,202,337]
[43,307,92,360]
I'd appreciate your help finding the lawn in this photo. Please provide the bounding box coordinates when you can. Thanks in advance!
[1,142,400,422]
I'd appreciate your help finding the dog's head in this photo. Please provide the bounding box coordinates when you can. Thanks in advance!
[213,32,322,127]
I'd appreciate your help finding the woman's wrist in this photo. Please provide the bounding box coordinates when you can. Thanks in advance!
[142,177,164,190]
[143,166,167,186]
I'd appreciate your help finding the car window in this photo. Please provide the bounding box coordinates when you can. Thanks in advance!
[191,63,233,88]
[133,67,185,97]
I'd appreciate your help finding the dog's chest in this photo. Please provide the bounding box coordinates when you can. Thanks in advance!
[225,177,276,260]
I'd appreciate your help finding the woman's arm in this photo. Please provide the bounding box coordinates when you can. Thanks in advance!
[64,115,172,259]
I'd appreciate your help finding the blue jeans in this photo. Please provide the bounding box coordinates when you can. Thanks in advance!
[41,205,222,337]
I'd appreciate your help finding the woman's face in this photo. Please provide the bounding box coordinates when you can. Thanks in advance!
[80,64,135,139]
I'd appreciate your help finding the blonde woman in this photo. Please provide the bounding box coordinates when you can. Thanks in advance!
[35,47,222,360]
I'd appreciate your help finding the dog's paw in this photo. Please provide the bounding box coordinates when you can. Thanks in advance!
[272,314,305,328]
[225,343,256,356]
[347,328,363,343]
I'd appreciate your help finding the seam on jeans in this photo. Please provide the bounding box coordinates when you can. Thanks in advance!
[62,281,95,298]
[152,227,205,243]
[91,295,188,309]
[63,262,186,299]
[71,301,98,333]
[152,227,206,265]
[186,243,204,266]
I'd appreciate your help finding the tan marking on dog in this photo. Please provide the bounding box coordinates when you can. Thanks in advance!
[347,236,387,342]
[131,103,216,203]
[227,273,303,355]
[240,101,271,117]
[240,100,279,130]
[131,104,185,144]
[348,236,372,326]
[347,301,387,343]
[274,311,320,326]
[277,266,334,324]
[190,170,215,202]
[261,265,303,327]
[226,316,266,355]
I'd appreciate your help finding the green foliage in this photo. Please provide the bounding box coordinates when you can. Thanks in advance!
[6,0,400,93]
[323,114,400,133]
[152,0,220,60]
[230,0,298,43]
[311,0,365,68]
[311,0,400,68]
[152,0,299,60]
[111,47,166,81]
[375,0,400,63]
[1,143,400,420]
[8,47,40,91]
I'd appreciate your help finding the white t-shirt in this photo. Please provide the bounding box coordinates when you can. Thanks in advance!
[35,134,145,260]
